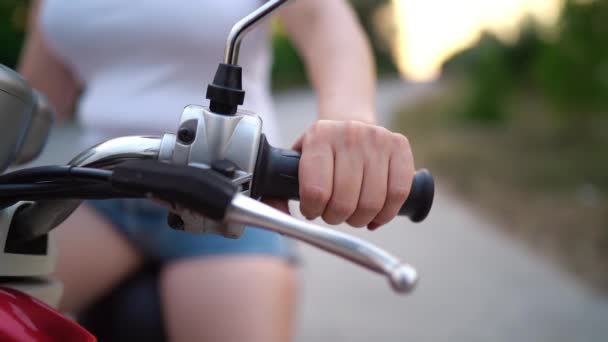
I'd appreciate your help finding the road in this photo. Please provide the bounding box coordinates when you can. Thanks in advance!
[36,79,608,341]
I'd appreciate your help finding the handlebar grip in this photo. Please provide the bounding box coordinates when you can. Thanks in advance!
[252,135,434,222]
[398,169,434,222]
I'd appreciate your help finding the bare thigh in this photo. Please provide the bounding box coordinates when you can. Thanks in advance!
[161,256,297,342]
[53,204,143,313]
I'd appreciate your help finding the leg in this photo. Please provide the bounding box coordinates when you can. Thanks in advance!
[161,256,297,342]
[53,204,143,313]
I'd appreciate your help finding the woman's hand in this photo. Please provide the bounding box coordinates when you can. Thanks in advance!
[280,0,409,228]
[294,120,415,230]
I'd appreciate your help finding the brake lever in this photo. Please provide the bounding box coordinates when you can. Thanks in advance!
[226,194,419,294]
[107,159,418,294]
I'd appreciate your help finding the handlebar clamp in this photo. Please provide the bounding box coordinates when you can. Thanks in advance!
[163,105,264,238]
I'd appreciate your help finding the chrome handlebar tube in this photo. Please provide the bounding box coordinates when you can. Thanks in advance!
[9,136,168,241]
[12,133,419,293]
[68,136,165,168]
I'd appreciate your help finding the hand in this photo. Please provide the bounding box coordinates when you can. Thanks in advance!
[294,120,415,230]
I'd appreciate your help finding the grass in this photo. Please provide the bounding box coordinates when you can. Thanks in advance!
[394,80,608,291]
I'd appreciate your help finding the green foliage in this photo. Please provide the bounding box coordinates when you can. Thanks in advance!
[458,34,513,122]
[271,0,398,90]
[445,0,608,124]
[0,0,29,68]
[533,0,608,116]
[271,31,308,90]
[349,0,399,75]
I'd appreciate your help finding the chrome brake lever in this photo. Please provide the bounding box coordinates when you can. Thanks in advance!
[226,194,418,294]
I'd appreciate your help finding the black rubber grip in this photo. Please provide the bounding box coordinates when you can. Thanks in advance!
[398,169,434,222]
[111,160,238,220]
[251,135,435,223]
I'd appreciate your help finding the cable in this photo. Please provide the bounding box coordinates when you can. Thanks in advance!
[0,166,70,183]
[0,181,140,202]
[70,167,112,182]
[0,166,112,184]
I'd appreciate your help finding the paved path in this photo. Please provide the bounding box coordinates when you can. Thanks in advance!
[36,79,608,341]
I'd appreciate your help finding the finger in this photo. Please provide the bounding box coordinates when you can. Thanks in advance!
[291,134,304,151]
[298,138,334,219]
[369,134,415,230]
[346,154,389,227]
[322,148,364,225]
[262,197,290,215]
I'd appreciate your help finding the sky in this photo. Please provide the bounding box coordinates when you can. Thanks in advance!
[389,0,564,81]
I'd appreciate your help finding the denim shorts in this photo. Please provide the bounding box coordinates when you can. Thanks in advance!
[87,199,297,263]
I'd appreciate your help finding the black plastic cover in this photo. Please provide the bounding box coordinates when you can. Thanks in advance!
[398,169,434,222]
[206,63,245,115]
[251,134,300,199]
[111,160,238,220]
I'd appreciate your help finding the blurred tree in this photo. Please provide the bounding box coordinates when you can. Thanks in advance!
[459,33,512,122]
[350,0,399,75]
[443,0,608,124]
[272,0,398,89]
[270,22,309,89]
[533,0,608,118]
[0,0,29,68]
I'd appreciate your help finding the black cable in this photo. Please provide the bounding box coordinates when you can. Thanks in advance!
[0,166,70,183]
[0,166,143,206]
[70,167,112,182]
[0,166,112,184]
[0,181,141,202]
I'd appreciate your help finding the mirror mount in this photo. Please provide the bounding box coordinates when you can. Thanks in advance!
[206,0,292,116]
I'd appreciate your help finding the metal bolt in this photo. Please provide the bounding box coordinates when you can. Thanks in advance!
[167,213,185,231]
[177,127,195,144]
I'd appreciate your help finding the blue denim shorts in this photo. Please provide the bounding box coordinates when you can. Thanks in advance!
[87,199,297,263]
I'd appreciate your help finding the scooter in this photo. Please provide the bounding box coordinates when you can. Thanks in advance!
[0,1,434,340]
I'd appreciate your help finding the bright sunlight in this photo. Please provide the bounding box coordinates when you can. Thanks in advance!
[389,0,563,81]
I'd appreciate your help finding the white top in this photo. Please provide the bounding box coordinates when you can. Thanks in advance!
[39,0,279,145]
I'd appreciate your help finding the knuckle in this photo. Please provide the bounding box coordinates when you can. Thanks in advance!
[328,200,356,219]
[378,127,393,145]
[371,214,391,227]
[346,217,368,228]
[322,214,341,225]
[301,185,330,205]
[343,121,363,148]
[357,199,384,216]
[309,121,329,138]
[365,126,381,146]
[392,133,411,150]
[387,186,410,203]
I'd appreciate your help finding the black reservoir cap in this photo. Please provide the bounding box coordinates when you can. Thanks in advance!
[206,63,245,115]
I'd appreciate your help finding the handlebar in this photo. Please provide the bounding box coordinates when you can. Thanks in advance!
[1,157,424,293]
[252,135,435,222]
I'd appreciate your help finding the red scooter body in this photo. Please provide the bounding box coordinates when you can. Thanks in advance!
[0,287,95,342]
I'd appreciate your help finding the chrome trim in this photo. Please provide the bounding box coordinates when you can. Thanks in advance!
[159,134,177,162]
[69,136,162,168]
[171,105,263,237]
[226,194,419,293]
[224,0,292,65]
